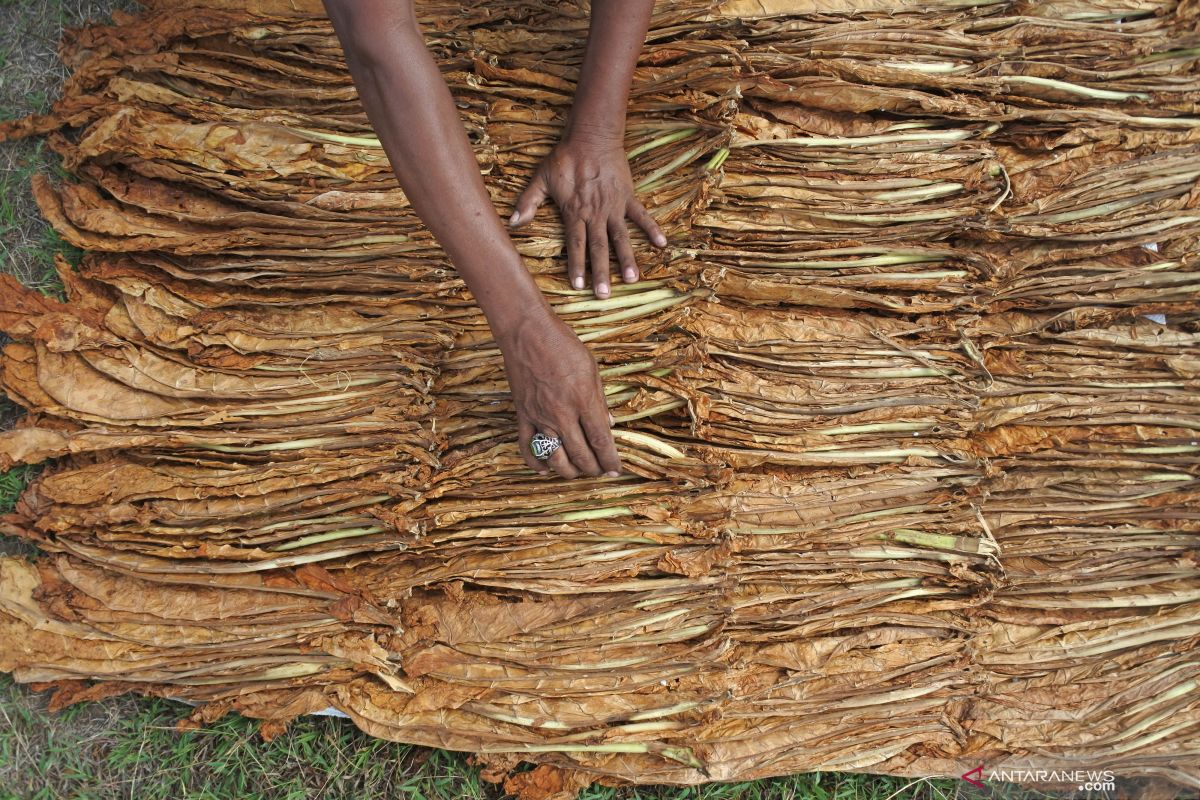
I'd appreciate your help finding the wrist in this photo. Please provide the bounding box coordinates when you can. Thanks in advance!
[562,118,625,151]
[486,282,557,345]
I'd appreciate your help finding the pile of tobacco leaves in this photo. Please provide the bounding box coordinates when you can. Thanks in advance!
[1,0,1197,796]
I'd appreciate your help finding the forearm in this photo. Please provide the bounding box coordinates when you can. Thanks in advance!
[564,0,655,145]
[323,0,550,336]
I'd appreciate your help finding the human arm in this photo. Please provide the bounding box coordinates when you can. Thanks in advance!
[509,0,666,300]
[322,0,621,479]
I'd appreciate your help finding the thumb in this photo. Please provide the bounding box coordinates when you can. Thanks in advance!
[510,171,548,228]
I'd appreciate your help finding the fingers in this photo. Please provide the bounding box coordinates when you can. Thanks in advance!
[566,217,587,291]
[582,410,622,476]
[609,217,638,285]
[510,172,548,228]
[561,422,603,477]
[627,199,667,248]
[587,221,611,299]
[537,426,580,479]
[518,418,548,475]
[523,417,620,479]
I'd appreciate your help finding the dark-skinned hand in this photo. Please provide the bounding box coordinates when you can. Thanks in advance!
[509,136,667,299]
[497,309,621,479]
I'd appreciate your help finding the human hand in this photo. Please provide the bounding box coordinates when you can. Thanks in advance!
[496,307,621,479]
[509,135,667,299]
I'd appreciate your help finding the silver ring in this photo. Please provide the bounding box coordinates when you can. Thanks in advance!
[530,432,562,461]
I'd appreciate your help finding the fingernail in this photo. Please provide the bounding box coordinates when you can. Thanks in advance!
[605,471,620,478]
[623,268,637,282]
[608,413,615,426]
[509,211,519,226]
[653,233,667,247]
[572,276,584,290]
[597,284,610,298]
[537,469,549,475]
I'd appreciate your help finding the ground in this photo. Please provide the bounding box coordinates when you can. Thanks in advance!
[0,1,970,797]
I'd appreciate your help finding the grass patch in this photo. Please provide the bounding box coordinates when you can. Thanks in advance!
[0,461,39,513]
[0,138,73,297]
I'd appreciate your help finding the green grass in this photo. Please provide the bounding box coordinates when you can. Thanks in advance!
[0,138,74,298]
[0,461,39,513]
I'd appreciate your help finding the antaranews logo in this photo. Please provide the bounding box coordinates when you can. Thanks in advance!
[961,765,985,788]
[960,765,1117,792]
